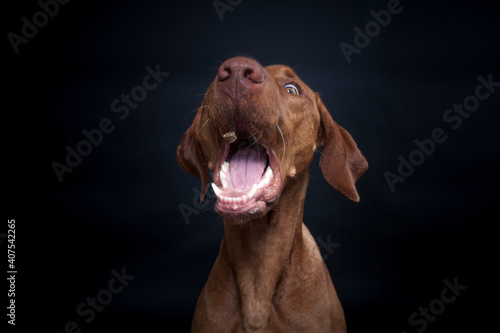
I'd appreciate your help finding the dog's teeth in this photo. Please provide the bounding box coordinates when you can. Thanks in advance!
[260,178,270,187]
[257,166,273,188]
[242,195,248,203]
[220,171,228,188]
[247,184,258,199]
[265,166,273,179]
[264,167,273,182]
[221,161,229,173]
[211,183,223,198]
[220,162,230,189]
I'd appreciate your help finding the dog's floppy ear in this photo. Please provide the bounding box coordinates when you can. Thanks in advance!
[176,108,209,204]
[316,94,368,202]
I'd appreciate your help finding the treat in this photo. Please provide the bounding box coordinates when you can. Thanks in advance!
[223,132,237,144]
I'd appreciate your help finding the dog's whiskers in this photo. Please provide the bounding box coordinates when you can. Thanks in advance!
[248,129,264,147]
[276,124,286,166]
[197,118,210,137]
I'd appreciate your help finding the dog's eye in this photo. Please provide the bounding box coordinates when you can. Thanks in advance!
[285,84,299,95]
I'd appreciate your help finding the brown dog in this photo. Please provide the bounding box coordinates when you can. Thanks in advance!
[177,57,368,332]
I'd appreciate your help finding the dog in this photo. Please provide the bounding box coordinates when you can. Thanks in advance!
[177,56,368,332]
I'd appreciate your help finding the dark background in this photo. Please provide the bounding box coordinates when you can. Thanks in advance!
[4,0,499,332]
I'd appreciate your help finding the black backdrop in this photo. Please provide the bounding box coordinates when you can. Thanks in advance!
[4,0,499,332]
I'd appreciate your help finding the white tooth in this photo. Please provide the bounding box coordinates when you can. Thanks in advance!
[242,195,248,203]
[235,197,242,205]
[221,195,227,204]
[220,171,228,189]
[265,166,273,179]
[220,162,231,189]
[257,167,273,188]
[260,178,270,188]
[211,183,223,198]
[265,171,272,183]
[221,161,229,173]
[247,184,258,199]
[262,167,273,183]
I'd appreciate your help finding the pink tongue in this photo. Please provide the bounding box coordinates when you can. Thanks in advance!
[230,147,267,191]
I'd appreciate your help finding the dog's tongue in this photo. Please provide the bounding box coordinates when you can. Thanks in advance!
[230,147,267,190]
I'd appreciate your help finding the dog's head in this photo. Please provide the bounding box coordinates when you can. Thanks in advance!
[177,57,368,222]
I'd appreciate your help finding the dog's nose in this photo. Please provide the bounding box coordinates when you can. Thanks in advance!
[217,57,266,100]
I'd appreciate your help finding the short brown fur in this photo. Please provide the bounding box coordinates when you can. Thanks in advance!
[177,57,368,332]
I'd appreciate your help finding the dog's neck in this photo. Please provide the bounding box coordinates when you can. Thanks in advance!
[221,174,309,331]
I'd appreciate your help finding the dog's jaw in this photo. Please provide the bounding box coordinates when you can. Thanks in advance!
[211,138,282,222]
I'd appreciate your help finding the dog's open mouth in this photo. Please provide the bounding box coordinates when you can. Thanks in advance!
[212,135,281,217]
